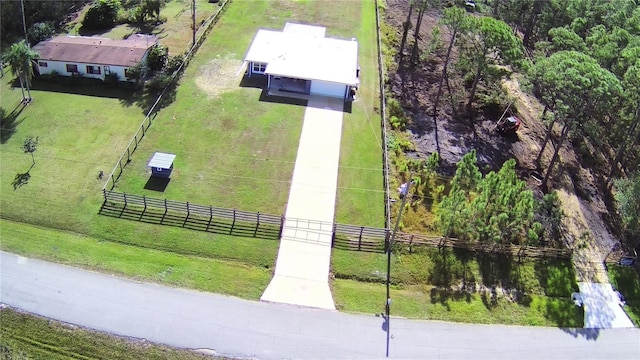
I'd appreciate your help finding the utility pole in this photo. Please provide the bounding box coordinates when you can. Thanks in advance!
[21,0,28,45]
[20,0,32,102]
[385,172,413,357]
[192,0,196,49]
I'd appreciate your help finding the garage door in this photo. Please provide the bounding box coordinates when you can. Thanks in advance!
[310,80,346,98]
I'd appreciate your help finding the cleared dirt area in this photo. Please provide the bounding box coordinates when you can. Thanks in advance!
[194,55,245,98]
[384,1,619,282]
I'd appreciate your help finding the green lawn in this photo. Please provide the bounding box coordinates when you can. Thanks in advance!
[333,279,583,327]
[0,307,228,360]
[608,264,640,327]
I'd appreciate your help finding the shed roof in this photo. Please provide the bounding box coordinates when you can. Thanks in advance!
[148,152,176,169]
[244,23,359,86]
[33,35,157,67]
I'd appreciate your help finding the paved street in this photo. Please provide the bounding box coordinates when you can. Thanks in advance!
[1,251,639,359]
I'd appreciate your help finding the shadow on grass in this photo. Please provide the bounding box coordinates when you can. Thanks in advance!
[535,258,578,297]
[144,177,170,192]
[29,76,177,116]
[30,77,135,99]
[12,171,31,190]
[476,252,519,291]
[12,163,34,190]
[608,264,640,326]
[429,287,472,311]
[1,103,27,143]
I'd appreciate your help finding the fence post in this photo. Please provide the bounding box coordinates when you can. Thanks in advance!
[359,226,364,251]
[231,209,236,234]
[409,234,414,254]
[331,223,337,248]
[143,195,147,212]
[279,215,285,238]
[206,205,213,232]
[183,202,190,227]
[161,198,167,223]
[254,212,260,237]
[119,158,124,173]
[127,147,131,161]
[123,193,127,207]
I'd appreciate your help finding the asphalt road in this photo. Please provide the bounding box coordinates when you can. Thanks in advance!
[1,251,639,359]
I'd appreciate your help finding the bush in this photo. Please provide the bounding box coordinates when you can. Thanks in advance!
[146,44,168,73]
[103,72,120,87]
[164,54,184,75]
[146,73,172,93]
[82,0,122,30]
[28,22,55,45]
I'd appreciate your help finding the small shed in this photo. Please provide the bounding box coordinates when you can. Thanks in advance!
[148,152,176,178]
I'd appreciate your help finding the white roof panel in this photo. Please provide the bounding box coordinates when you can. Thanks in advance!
[283,22,326,37]
[244,23,359,86]
[148,152,176,169]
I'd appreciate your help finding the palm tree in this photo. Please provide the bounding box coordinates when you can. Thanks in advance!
[2,41,39,103]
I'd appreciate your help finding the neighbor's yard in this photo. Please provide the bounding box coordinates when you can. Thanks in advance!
[67,0,219,54]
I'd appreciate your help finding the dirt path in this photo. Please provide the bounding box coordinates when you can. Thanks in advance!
[502,77,616,283]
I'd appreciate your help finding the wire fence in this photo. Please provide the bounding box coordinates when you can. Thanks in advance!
[374,0,392,229]
[102,190,572,259]
[102,0,232,191]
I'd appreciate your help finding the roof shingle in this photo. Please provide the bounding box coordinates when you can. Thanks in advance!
[33,35,157,67]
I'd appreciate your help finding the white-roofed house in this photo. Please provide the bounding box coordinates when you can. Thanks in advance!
[244,23,359,101]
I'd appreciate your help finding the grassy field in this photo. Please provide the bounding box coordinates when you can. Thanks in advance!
[333,279,582,326]
[608,264,640,326]
[331,245,584,327]
[0,307,226,360]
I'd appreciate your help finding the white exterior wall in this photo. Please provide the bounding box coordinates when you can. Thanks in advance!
[37,61,132,82]
[310,80,347,98]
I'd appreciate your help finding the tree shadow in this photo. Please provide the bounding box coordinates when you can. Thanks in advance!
[12,164,34,190]
[561,327,599,341]
[476,252,515,289]
[534,258,578,297]
[428,247,453,287]
[429,287,472,311]
[31,77,136,100]
[1,103,27,143]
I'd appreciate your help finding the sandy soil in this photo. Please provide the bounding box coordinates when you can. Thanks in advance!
[194,56,245,98]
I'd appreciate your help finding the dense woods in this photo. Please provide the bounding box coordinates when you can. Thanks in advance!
[385,0,640,253]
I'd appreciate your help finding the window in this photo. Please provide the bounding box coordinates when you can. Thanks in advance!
[86,65,101,75]
[252,62,266,73]
[66,64,78,73]
[124,68,131,78]
[38,61,48,67]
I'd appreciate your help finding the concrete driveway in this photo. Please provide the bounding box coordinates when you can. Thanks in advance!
[261,96,345,310]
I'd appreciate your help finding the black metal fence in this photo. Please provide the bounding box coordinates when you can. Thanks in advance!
[101,190,572,259]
